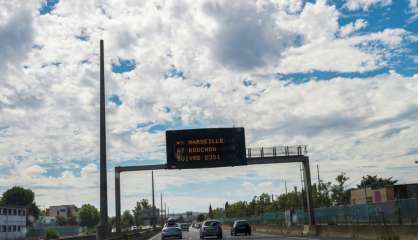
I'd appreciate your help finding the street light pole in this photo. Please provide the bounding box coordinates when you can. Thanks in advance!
[160,192,163,225]
[152,171,156,229]
[97,39,109,240]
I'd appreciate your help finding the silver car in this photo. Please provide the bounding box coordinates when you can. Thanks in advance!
[200,220,222,239]
[162,219,182,240]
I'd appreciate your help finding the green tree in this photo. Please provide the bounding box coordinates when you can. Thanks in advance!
[132,199,153,226]
[312,181,332,208]
[224,202,229,217]
[67,215,78,225]
[45,228,59,240]
[121,210,135,228]
[357,175,398,188]
[331,172,351,205]
[208,205,213,219]
[256,193,271,214]
[139,199,151,209]
[56,215,67,226]
[212,208,224,218]
[197,213,206,222]
[1,186,41,221]
[1,186,34,205]
[78,204,99,229]
[132,202,143,226]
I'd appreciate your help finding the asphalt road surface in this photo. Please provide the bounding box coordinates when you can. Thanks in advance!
[148,227,325,240]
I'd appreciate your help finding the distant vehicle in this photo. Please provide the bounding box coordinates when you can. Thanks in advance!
[230,220,251,236]
[200,220,222,239]
[161,218,182,240]
[195,223,202,229]
[179,223,190,231]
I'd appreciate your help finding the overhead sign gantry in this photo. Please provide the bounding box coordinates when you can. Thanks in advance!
[114,127,315,233]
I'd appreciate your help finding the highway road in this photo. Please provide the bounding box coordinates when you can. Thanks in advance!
[148,227,326,240]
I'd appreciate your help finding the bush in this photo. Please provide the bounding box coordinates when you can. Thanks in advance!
[56,215,67,226]
[45,228,60,240]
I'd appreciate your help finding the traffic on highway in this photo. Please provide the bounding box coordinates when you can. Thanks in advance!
[153,218,325,240]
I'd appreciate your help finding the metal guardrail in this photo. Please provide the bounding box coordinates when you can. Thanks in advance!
[246,145,307,158]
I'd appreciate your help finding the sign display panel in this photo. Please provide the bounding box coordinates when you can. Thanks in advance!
[166,128,246,169]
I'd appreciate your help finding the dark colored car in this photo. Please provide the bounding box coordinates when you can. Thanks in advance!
[179,223,190,231]
[161,218,182,240]
[200,220,222,239]
[230,220,251,236]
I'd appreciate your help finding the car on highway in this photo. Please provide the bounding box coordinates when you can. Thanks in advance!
[230,220,251,236]
[179,223,190,231]
[161,218,182,240]
[200,220,222,239]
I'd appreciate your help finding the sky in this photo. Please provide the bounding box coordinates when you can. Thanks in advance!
[0,0,417,216]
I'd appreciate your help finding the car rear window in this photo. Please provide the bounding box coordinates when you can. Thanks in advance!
[236,221,249,226]
[167,222,177,227]
[204,221,219,226]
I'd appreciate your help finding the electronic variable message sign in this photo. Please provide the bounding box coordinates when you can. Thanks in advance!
[166,128,246,169]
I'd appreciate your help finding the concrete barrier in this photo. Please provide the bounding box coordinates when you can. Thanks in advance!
[317,225,418,240]
[57,228,161,240]
[243,224,418,240]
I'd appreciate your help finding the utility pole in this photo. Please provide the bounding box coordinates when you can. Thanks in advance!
[300,163,305,191]
[165,203,167,220]
[160,193,163,225]
[317,164,321,186]
[152,171,156,229]
[285,180,288,194]
[97,39,108,240]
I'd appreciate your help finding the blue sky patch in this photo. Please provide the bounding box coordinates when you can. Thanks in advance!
[147,118,205,134]
[162,106,171,113]
[39,0,59,15]
[406,147,418,156]
[164,67,186,79]
[112,59,136,73]
[109,95,122,106]
[137,122,154,129]
[336,0,416,32]
[243,79,255,87]
[148,123,170,133]
[276,68,392,84]
[76,32,89,42]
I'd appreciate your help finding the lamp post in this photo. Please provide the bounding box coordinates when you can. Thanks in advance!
[97,39,109,240]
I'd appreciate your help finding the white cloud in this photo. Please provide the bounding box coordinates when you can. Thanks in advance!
[22,165,47,177]
[0,8,34,73]
[241,181,275,196]
[408,0,418,22]
[345,0,392,11]
[202,1,300,71]
[339,19,368,37]
[0,0,417,214]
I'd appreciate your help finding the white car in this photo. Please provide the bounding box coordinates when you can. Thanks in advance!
[161,218,182,240]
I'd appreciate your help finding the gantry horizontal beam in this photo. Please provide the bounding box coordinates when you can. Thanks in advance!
[115,164,167,173]
[247,155,308,165]
[115,155,308,173]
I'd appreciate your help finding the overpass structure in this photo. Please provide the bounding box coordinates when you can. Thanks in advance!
[114,145,314,233]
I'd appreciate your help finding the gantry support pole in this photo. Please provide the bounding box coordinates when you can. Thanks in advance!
[115,164,166,233]
[115,168,121,233]
[302,158,315,225]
